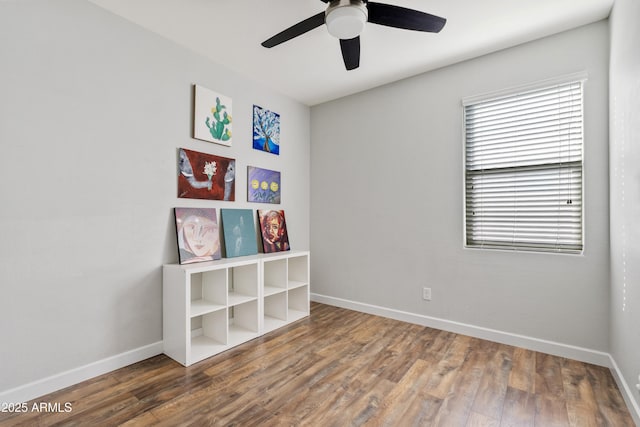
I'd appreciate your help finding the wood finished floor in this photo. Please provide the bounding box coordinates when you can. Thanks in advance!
[0,303,635,426]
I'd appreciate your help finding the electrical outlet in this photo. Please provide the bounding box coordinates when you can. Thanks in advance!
[422,287,432,301]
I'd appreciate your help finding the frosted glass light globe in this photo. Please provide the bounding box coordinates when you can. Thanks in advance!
[325,3,368,39]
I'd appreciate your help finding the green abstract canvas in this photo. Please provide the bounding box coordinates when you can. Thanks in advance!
[220,209,258,258]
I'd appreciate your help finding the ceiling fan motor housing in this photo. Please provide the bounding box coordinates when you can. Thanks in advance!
[325,0,368,39]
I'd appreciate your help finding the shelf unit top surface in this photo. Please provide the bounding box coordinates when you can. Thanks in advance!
[164,250,309,272]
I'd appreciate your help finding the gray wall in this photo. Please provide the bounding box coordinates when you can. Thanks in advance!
[610,0,640,414]
[311,21,610,351]
[0,0,310,393]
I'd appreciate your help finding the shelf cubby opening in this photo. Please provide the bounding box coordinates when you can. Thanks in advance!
[288,285,309,322]
[264,258,287,291]
[264,292,287,333]
[288,255,309,289]
[190,309,227,362]
[228,300,259,346]
[190,269,227,317]
[228,263,258,306]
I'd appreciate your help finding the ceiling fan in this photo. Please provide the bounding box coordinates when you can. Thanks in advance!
[261,0,446,71]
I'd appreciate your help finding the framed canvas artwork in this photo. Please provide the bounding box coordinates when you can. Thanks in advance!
[247,166,281,204]
[174,207,222,264]
[220,209,258,258]
[253,104,280,155]
[178,148,235,201]
[258,209,290,253]
[193,84,232,146]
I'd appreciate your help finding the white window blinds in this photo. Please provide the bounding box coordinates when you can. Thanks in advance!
[464,79,584,253]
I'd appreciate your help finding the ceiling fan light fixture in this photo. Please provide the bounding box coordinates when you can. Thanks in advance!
[325,0,368,40]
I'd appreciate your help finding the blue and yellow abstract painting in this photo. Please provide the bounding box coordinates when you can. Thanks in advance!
[248,166,281,204]
[253,105,280,155]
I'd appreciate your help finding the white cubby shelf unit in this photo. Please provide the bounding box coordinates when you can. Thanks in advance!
[163,251,310,366]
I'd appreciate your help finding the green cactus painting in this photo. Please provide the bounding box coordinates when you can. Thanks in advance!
[193,85,233,146]
[206,97,232,142]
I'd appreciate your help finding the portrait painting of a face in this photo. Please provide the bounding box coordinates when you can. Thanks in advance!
[258,209,290,253]
[175,208,221,264]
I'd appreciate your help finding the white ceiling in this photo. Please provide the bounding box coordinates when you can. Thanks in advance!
[88,0,613,106]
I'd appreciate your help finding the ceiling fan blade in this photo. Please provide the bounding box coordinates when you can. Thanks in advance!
[261,12,325,48]
[367,2,446,33]
[340,37,360,70]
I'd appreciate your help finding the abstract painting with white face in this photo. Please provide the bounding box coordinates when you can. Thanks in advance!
[175,207,221,264]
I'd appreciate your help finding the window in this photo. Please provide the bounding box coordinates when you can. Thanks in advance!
[463,76,585,253]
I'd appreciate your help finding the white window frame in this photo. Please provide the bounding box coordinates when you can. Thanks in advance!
[462,73,587,254]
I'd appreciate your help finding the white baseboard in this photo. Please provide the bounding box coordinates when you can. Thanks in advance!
[609,355,640,426]
[0,341,163,404]
[311,293,610,366]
